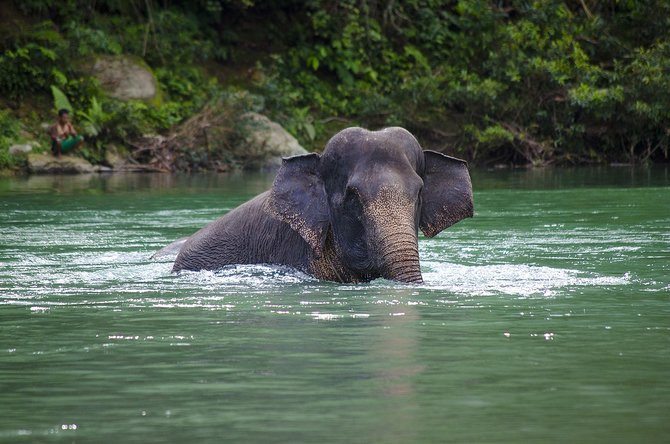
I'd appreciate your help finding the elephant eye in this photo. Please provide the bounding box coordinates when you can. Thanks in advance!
[345,185,360,199]
[343,186,363,217]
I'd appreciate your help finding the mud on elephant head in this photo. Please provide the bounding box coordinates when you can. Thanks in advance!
[169,127,473,284]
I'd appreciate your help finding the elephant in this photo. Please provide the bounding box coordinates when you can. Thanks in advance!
[166,127,473,284]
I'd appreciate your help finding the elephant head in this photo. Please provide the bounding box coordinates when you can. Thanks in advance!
[264,127,473,284]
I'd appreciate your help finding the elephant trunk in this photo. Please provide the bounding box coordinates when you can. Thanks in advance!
[378,230,423,284]
[362,185,423,284]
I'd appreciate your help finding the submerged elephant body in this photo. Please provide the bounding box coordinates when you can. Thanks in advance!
[171,127,474,283]
[173,191,357,281]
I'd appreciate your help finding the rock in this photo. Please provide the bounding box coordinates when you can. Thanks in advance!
[104,145,128,170]
[27,153,96,174]
[236,112,308,170]
[91,55,160,103]
[9,144,32,156]
[132,96,308,171]
[101,144,159,172]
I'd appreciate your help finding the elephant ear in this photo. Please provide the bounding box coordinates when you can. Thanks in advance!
[419,151,474,237]
[263,153,330,253]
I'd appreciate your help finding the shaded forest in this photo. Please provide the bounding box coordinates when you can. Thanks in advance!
[1,0,669,170]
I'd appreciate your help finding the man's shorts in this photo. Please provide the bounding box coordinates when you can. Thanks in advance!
[53,135,84,153]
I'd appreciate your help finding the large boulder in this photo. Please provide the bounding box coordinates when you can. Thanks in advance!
[131,97,308,171]
[91,55,160,103]
[236,112,308,170]
[9,144,32,156]
[27,153,97,174]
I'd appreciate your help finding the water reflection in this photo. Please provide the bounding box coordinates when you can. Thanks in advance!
[367,289,422,443]
[472,165,669,190]
[2,171,275,195]
[2,165,667,196]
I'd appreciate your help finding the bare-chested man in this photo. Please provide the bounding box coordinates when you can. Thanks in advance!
[50,108,84,157]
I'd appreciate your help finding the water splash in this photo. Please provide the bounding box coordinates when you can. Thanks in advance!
[1,246,633,313]
[419,261,631,297]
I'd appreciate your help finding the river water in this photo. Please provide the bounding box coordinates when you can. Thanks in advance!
[1,167,668,443]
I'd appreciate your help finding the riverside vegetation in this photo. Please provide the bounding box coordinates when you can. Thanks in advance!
[1,0,669,172]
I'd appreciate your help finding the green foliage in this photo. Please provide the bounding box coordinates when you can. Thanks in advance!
[50,85,73,113]
[283,106,317,144]
[58,75,104,112]
[155,66,216,118]
[261,0,670,164]
[4,0,670,168]
[0,20,69,102]
[112,9,218,67]
[64,23,123,56]
[0,43,61,101]
[0,111,22,170]
[78,97,111,137]
[0,2,232,170]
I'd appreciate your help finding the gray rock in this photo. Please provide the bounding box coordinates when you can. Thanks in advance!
[237,112,308,170]
[104,145,127,170]
[27,153,96,174]
[9,144,32,156]
[125,97,308,171]
[91,55,159,102]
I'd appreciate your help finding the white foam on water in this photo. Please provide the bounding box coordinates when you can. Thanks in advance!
[1,248,635,309]
[176,264,316,289]
[418,261,631,297]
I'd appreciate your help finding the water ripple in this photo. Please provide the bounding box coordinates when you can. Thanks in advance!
[420,262,630,296]
[1,250,634,309]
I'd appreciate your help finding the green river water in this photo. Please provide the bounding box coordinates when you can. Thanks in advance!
[0,167,668,443]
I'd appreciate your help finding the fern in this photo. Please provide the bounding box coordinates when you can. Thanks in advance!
[78,97,113,137]
[50,85,73,112]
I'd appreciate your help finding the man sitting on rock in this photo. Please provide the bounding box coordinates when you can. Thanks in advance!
[50,108,84,157]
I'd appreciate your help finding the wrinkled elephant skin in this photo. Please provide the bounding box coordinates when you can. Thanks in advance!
[168,127,474,283]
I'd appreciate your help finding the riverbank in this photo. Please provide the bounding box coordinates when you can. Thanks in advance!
[2,2,669,172]
[2,95,309,175]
